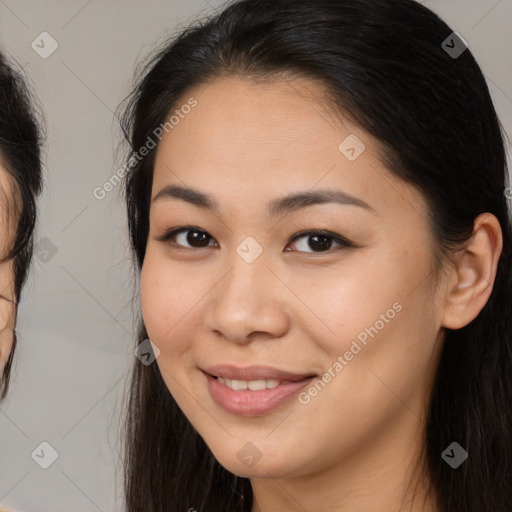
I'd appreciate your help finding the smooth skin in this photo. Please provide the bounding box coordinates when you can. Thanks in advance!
[0,166,17,374]
[140,76,502,512]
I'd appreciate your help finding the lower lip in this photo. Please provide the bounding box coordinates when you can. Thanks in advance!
[202,371,315,416]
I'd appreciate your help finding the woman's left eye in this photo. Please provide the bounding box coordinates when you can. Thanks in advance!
[287,230,353,253]
[157,227,353,254]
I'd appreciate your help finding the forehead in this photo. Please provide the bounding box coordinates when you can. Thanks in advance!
[159,77,350,155]
[151,76,426,223]
[155,78,363,178]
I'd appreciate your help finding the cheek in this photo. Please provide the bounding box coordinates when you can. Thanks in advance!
[139,247,212,355]
[314,256,438,412]
[139,251,199,397]
[140,249,187,340]
[298,245,434,392]
[292,257,400,354]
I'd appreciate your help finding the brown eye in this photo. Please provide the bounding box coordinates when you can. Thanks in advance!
[157,227,216,249]
[157,227,352,254]
[286,230,352,253]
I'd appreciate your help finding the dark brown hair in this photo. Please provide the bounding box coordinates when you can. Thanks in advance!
[0,52,44,399]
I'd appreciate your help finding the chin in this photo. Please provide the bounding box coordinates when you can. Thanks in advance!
[208,442,303,479]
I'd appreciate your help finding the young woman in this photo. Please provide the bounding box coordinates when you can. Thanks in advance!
[0,53,43,400]
[119,0,512,510]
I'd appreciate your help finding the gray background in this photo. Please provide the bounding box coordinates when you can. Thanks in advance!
[0,1,510,511]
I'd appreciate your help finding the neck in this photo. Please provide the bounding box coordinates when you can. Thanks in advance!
[249,409,438,512]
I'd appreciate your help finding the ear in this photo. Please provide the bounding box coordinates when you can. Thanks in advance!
[441,213,503,330]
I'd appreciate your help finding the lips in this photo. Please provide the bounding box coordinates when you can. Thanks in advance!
[202,364,316,382]
[202,368,317,416]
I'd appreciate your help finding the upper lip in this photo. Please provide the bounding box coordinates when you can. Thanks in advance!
[202,364,316,382]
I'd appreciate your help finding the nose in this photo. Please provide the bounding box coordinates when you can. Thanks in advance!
[203,254,290,345]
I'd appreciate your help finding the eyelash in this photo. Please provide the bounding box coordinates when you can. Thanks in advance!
[155,226,354,254]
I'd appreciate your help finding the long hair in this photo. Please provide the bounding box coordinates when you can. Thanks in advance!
[0,52,44,399]
[119,1,512,510]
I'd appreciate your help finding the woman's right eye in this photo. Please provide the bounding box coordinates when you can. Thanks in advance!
[156,227,217,249]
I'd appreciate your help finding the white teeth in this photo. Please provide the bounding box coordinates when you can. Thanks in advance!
[248,380,267,391]
[231,379,247,390]
[217,376,280,390]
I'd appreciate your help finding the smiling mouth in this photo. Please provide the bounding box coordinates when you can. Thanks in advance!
[200,365,317,416]
[205,371,317,391]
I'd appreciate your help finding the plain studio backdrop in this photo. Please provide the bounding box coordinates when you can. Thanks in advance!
[0,0,511,510]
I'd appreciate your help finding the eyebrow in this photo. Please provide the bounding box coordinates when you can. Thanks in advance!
[152,184,378,217]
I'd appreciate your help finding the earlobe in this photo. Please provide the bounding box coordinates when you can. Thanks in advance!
[441,213,503,330]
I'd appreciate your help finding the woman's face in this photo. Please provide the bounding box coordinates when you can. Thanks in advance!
[140,76,447,479]
[0,166,16,370]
